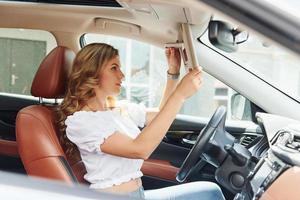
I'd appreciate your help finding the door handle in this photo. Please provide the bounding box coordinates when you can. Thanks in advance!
[11,74,19,85]
[182,138,196,145]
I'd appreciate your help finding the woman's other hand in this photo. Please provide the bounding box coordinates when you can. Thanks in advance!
[174,67,202,100]
[165,47,181,74]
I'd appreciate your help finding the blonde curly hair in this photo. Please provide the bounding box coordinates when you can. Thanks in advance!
[56,43,119,159]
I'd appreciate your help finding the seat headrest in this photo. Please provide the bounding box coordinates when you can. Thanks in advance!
[31,46,75,98]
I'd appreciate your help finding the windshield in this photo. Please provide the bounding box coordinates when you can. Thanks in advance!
[201,17,300,102]
[263,0,300,19]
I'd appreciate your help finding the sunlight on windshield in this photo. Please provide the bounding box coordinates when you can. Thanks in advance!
[201,21,300,102]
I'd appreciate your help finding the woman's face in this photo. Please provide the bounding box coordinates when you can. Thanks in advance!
[97,56,125,96]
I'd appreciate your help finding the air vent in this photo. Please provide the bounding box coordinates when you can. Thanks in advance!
[3,0,122,7]
[240,135,258,147]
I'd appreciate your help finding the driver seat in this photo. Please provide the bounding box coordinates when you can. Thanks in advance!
[16,46,87,185]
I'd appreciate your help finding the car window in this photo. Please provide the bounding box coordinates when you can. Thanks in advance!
[0,28,57,96]
[82,34,251,121]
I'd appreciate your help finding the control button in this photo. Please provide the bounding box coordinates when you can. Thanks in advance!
[272,162,281,171]
[262,176,271,187]
[230,173,245,188]
[254,187,265,200]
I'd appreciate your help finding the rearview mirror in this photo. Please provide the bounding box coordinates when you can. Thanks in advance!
[208,20,248,53]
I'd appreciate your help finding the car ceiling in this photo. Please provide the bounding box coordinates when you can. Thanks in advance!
[0,0,211,48]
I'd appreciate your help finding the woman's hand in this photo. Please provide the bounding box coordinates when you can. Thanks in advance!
[173,67,203,100]
[165,47,181,74]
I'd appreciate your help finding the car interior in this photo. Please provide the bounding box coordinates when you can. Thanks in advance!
[0,0,300,200]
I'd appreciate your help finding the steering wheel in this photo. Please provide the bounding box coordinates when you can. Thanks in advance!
[176,106,227,182]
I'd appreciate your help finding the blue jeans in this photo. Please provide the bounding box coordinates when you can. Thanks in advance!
[128,181,226,200]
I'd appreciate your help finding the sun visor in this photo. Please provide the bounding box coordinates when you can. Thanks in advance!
[95,18,141,36]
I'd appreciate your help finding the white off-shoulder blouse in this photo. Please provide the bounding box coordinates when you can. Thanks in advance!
[65,101,146,189]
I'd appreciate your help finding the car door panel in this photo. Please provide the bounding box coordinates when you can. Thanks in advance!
[142,159,179,181]
[0,94,38,157]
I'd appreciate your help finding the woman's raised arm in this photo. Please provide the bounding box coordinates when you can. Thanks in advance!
[101,67,202,160]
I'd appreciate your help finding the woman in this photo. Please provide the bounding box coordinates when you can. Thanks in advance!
[57,43,225,200]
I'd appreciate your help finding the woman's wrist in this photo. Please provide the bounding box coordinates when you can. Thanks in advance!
[167,70,180,80]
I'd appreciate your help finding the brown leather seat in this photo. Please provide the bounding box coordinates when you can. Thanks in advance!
[16,46,87,185]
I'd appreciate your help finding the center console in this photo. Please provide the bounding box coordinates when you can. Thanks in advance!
[234,128,300,200]
[234,151,288,200]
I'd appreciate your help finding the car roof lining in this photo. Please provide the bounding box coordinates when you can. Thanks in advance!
[1,0,122,7]
[0,0,211,49]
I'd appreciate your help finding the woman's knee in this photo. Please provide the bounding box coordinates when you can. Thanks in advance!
[188,181,224,197]
[188,181,220,189]
[203,181,222,191]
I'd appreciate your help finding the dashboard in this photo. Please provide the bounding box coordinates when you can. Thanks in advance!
[234,113,300,200]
